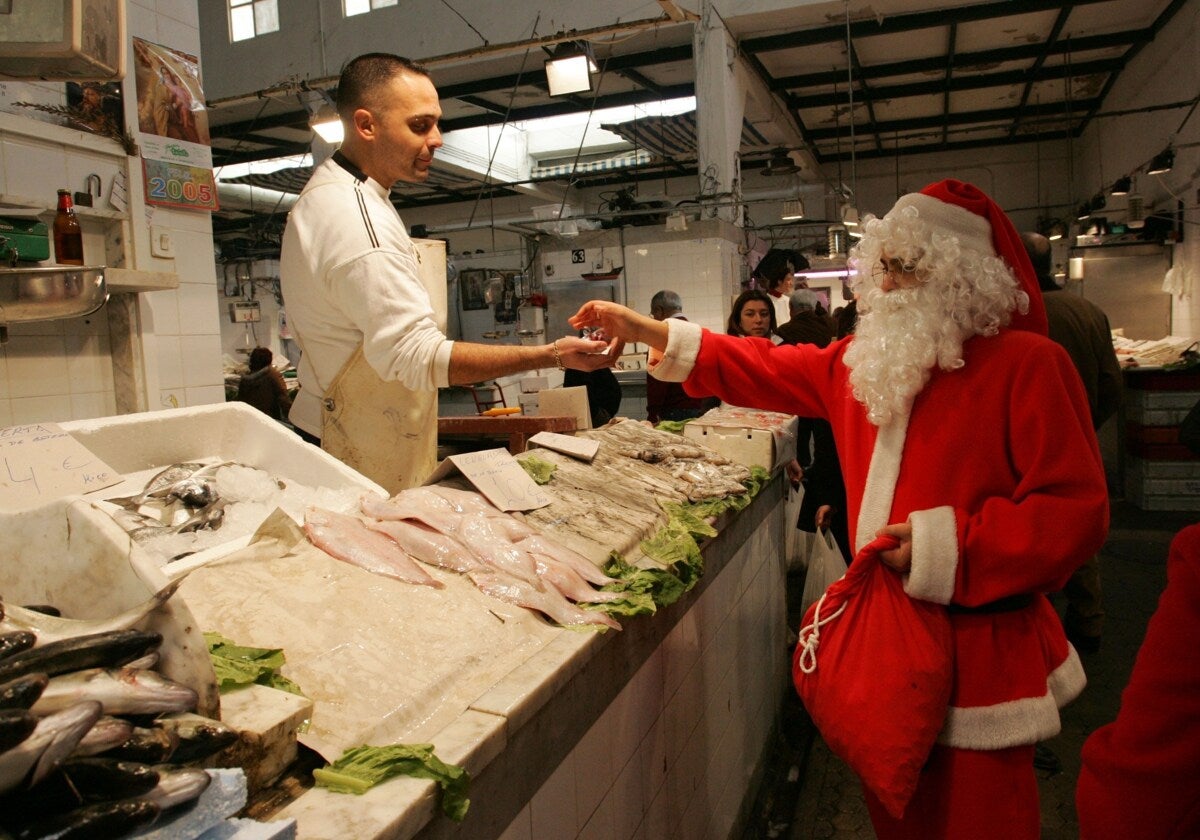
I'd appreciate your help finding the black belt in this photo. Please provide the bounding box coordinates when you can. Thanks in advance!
[946,593,1034,614]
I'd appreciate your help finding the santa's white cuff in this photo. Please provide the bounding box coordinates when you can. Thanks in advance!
[650,318,702,383]
[905,505,958,604]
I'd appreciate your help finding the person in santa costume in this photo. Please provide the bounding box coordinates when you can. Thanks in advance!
[571,179,1109,839]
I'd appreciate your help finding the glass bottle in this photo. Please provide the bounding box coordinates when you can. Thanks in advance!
[53,189,84,265]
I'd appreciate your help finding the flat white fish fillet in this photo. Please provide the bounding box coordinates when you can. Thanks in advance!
[467,570,620,632]
[367,518,482,574]
[533,556,624,604]
[459,514,541,586]
[304,507,443,588]
[515,534,619,586]
[360,489,464,535]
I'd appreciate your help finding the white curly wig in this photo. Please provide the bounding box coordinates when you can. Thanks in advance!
[842,202,1031,425]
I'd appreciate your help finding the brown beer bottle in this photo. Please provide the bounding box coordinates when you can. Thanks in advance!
[54,189,84,265]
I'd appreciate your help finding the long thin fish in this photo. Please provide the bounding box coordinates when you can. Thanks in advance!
[0,630,162,684]
[20,758,160,813]
[9,799,159,840]
[0,708,37,753]
[70,715,135,758]
[0,579,182,646]
[304,507,443,588]
[0,631,36,662]
[138,766,212,811]
[153,713,238,764]
[32,667,198,717]
[0,673,48,710]
[532,556,625,605]
[467,570,621,631]
[0,700,103,794]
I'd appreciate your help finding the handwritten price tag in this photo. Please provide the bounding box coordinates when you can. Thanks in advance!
[0,423,121,509]
[424,447,550,511]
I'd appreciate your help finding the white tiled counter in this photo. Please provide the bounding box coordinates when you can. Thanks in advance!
[275,474,790,840]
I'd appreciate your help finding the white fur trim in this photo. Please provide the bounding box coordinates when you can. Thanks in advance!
[650,318,702,382]
[855,414,909,551]
[905,506,959,604]
[890,193,995,259]
[938,647,1087,749]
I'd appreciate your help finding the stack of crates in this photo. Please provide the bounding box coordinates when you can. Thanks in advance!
[1123,367,1200,510]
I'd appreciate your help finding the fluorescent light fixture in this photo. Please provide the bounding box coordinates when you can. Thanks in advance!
[802,268,852,279]
[545,41,597,97]
[841,205,860,227]
[665,210,688,231]
[781,199,805,220]
[1146,145,1174,175]
[309,101,343,144]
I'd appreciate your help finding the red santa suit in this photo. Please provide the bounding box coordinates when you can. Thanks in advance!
[650,180,1109,838]
[1076,523,1200,840]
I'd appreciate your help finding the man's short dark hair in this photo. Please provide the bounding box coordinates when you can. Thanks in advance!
[335,53,431,120]
[1020,231,1056,292]
[754,248,793,291]
[651,289,682,315]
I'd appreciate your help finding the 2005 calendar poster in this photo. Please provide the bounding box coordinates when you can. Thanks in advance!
[133,37,218,212]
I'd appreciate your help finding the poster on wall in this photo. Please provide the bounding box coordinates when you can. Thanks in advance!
[132,37,218,212]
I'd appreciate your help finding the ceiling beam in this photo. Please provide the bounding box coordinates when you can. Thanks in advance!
[802,98,1101,140]
[1007,4,1074,139]
[439,83,695,133]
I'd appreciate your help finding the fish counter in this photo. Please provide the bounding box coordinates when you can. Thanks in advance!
[1,403,795,839]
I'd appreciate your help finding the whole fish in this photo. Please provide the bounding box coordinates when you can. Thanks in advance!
[467,569,621,631]
[304,507,444,588]
[70,715,135,758]
[173,499,227,534]
[153,713,238,764]
[166,476,219,508]
[8,798,159,840]
[360,489,466,534]
[17,757,160,814]
[108,461,211,508]
[514,533,621,587]
[0,673,48,710]
[459,514,541,586]
[0,700,102,794]
[0,579,182,646]
[532,555,625,605]
[0,708,37,753]
[138,766,211,811]
[0,630,162,684]
[99,722,178,764]
[0,630,36,662]
[32,667,198,717]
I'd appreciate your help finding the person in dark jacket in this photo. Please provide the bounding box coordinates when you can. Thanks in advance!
[237,346,292,422]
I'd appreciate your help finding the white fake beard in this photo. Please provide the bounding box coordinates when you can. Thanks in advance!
[844,284,967,426]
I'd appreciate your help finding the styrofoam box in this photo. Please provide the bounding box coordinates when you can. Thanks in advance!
[61,402,385,498]
[683,415,799,472]
[521,374,550,393]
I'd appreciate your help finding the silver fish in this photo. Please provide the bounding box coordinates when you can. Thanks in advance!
[109,462,210,508]
[173,499,227,534]
[0,578,182,646]
[154,713,238,764]
[32,666,198,717]
[139,766,212,811]
[70,714,135,757]
[0,700,103,794]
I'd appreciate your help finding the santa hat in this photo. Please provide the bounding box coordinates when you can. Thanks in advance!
[888,179,1048,335]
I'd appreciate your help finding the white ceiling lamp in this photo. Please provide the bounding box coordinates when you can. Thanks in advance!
[308,92,343,144]
[781,198,805,221]
[545,41,598,97]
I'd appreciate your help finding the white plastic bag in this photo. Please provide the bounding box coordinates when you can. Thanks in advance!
[800,526,848,616]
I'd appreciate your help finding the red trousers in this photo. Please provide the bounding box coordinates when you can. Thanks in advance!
[864,744,1039,840]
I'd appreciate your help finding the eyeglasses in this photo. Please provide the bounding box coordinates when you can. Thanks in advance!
[872,257,919,284]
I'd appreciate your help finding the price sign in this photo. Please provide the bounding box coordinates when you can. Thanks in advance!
[424,448,550,511]
[0,423,121,509]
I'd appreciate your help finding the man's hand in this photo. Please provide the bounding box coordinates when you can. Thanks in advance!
[570,301,668,351]
[785,459,804,485]
[875,522,913,572]
[554,335,622,371]
[815,504,834,530]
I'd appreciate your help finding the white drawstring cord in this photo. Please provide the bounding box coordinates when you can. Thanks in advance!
[796,591,848,674]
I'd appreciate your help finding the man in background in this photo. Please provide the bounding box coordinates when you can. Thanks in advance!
[1022,231,1122,654]
[645,290,714,423]
[281,53,611,492]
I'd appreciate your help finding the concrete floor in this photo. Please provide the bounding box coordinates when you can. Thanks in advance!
[744,500,1196,839]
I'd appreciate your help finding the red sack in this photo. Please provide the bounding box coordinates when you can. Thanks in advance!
[792,534,953,819]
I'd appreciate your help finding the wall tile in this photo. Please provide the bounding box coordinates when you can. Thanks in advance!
[155,335,183,389]
[2,138,66,203]
[177,282,222,336]
[70,390,117,420]
[183,384,225,406]
[65,333,115,394]
[179,334,222,387]
[496,804,532,840]
[62,308,110,336]
[157,388,185,411]
[577,789,616,840]
[530,749,578,838]
[574,702,616,824]
[143,288,181,336]
[10,394,71,424]
[5,336,70,397]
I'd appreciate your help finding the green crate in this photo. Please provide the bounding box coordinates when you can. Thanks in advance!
[0,216,50,263]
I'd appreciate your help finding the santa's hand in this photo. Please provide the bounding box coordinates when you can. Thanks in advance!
[553,335,621,371]
[875,522,913,572]
[570,300,667,351]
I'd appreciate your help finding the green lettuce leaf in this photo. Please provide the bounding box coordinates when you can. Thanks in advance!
[313,743,470,821]
[205,632,305,697]
[517,455,556,484]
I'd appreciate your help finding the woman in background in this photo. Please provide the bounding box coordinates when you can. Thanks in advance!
[237,347,292,422]
[727,289,780,341]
